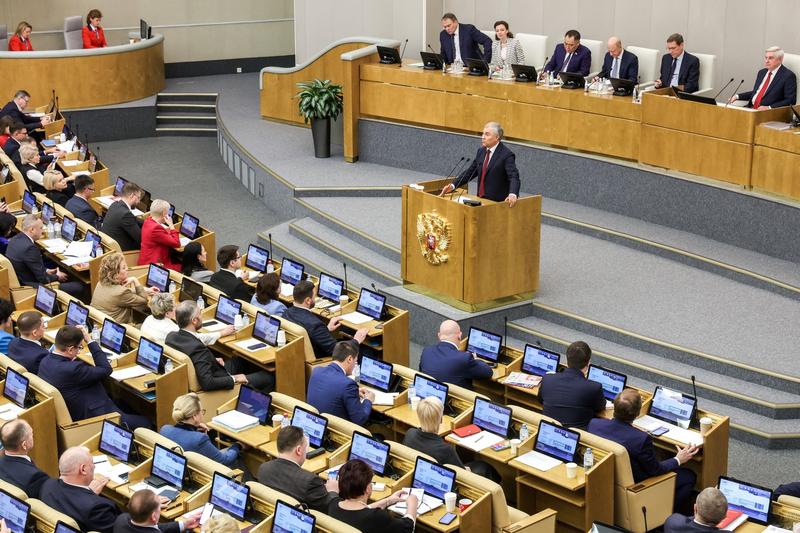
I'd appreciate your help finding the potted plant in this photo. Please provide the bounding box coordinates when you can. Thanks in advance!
[296,79,343,158]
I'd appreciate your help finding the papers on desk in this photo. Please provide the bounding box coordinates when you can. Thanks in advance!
[634,415,703,446]
[70,170,92,177]
[762,526,791,533]
[65,240,94,257]
[408,183,424,190]
[762,121,793,131]
[212,410,260,432]
[515,450,562,471]
[388,489,443,515]
[338,311,372,325]
[233,338,268,352]
[449,430,505,451]
[110,365,150,381]
[62,256,93,266]
[97,196,115,207]
[372,391,400,406]
[0,403,24,421]
[179,236,191,247]
[28,112,45,118]
[280,282,294,297]
[502,372,542,389]
[94,459,132,484]
[131,208,144,217]
[131,481,181,498]
[408,62,425,68]
[39,238,68,254]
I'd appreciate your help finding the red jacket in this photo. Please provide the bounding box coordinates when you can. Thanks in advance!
[8,35,33,51]
[138,217,181,271]
[82,25,107,48]
[0,134,9,149]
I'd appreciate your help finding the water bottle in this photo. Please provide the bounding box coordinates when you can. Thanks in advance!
[281,416,290,427]
[196,295,205,311]
[632,85,640,103]
[519,423,529,442]
[46,218,54,236]
[91,326,101,342]
[407,386,416,406]
[583,447,594,471]
[168,281,177,294]
[242,314,250,328]
[54,220,62,237]
[164,359,174,373]
[234,314,243,330]
[353,363,361,384]
[31,205,38,214]
[42,316,49,329]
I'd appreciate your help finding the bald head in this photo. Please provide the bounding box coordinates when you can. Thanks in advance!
[438,320,462,343]
[0,419,32,452]
[59,446,93,484]
[695,487,728,525]
[612,388,642,423]
[607,36,623,57]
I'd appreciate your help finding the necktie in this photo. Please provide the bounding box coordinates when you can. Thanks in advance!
[667,57,677,85]
[561,53,572,73]
[752,71,773,109]
[612,57,619,78]
[478,149,491,198]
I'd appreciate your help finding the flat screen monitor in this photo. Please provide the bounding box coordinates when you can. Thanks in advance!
[113,176,127,196]
[151,443,186,490]
[167,203,175,220]
[676,91,718,106]
[472,397,512,437]
[718,476,772,525]
[41,202,54,223]
[236,385,271,425]
[34,284,57,316]
[180,212,199,239]
[279,258,304,285]
[3,368,29,408]
[465,58,489,76]
[61,216,77,242]
[84,230,102,257]
[376,45,401,64]
[210,472,249,521]
[214,295,241,326]
[0,488,30,533]
[521,345,560,376]
[146,263,170,293]
[252,312,280,347]
[21,190,36,214]
[100,318,126,354]
[245,244,270,273]
[54,521,81,533]
[411,457,456,500]
[610,77,636,96]
[317,272,344,302]
[511,63,537,82]
[533,420,580,463]
[466,326,502,363]
[348,431,390,475]
[412,374,448,406]
[291,406,327,449]
[648,386,697,426]
[139,19,151,40]
[179,277,203,303]
[136,337,163,373]
[420,51,443,70]
[359,355,392,392]
[271,500,315,533]
[356,288,385,320]
[558,71,586,88]
[98,419,133,463]
[587,365,627,401]
[65,300,89,327]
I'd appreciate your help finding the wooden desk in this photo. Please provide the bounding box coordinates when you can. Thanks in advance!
[258,413,354,474]
[323,442,415,502]
[751,124,800,200]
[0,380,58,477]
[209,396,281,475]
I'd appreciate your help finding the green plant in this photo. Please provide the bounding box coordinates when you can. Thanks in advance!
[296,79,343,123]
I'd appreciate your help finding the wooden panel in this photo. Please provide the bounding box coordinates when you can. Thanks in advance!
[755,125,800,154]
[751,146,800,200]
[568,111,641,160]
[570,91,642,121]
[505,102,571,147]
[360,81,446,124]
[443,93,509,133]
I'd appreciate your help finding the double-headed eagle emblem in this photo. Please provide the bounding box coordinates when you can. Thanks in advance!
[416,211,451,265]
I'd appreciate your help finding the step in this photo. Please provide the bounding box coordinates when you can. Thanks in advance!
[155,127,217,137]
[157,92,218,103]
[156,103,217,114]
[156,115,217,129]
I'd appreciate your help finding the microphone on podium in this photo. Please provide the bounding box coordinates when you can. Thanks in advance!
[538,56,549,80]
[427,44,438,55]
[399,38,409,62]
[439,156,470,197]
[725,79,745,108]
[713,77,735,101]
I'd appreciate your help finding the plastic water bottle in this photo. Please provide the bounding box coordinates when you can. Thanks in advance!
[242,314,250,328]
[196,295,205,311]
[234,314,243,330]
[42,316,49,329]
[164,359,174,373]
[31,205,38,214]
[91,326,101,342]
[46,218,54,236]
[54,220,62,237]
[281,416,290,427]
[408,386,416,406]
[168,281,176,294]
[353,363,361,384]
[583,447,594,471]
[519,423,529,442]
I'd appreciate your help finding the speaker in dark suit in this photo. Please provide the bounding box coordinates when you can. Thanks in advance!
[0,94,47,131]
[0,420,49,498]
[307,350,372,425]
[165,329,236,391]
[283,305,336,358]
[439,14,492,64]
[543,39,592,76]
[112,489,196,533]
[598,39,639,81]
[655,34,700,93]
[101,199,141,251]
[735,61,797,109]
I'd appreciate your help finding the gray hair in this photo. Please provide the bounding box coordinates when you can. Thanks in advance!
[13,90,30,100]
[21,213,41,232]
[59,446,90,475]
[175,300,200,328]
[149,292,175,319]
[485,122,504,139]
[150,199,170,218]
[766,46,784,60]
[19,143,38,164]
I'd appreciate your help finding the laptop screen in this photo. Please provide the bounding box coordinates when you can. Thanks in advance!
[41,202,54,223]
[348,432,390,475]
[65,300,89,327]
[649,386,696,426]
[146,263,170,293]
[136,337,163,373]
[100,319,126,353]
[61,216,77,242]
[467,327,502,363]
[318,273,344,302]
[236,385,271,425]
[279,258,304,285]
[55,521,81,533]
[291,406,328,448]
[588,365,627,401]
[521,345,560,376]
[114,177,128,196]
[84,230,102,257]
[356,288,385,320]
[412,375,448,406]
[22,190,36,213]
[34,285,57,316]
[215,295,241,325]
[718,476,772,525]
[98,420,133,463]
[534,420,580,463]
[0,489,30,533]
[152,443,186,490]
[272,500,315,533]
[210,472,249,521]
[245,244,270,272]
[179,277,203,303]
[180,212,199,239]
[472,397,512,437]
[411,457,456,500]
[252,312,280,346]
[3,368,29,408]
[359,355,392,392]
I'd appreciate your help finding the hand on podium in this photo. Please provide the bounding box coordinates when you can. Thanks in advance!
[505,193,518,207]
[439,183,455,196]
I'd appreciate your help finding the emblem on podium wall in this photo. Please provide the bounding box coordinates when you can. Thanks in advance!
[416,211,451,265]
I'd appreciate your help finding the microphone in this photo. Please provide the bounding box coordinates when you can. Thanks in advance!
[371,283,379,293]
[268,233,274,268]
[641,506,648,533]
[503,316,508,357]
[691,374,699,426]
[713,77,735,100]
[725,79,745,108]
[427,43,438,55]
[342,262,348,292]
[538,56,549,80]
[399,38,408,62]
[441,156,468,195]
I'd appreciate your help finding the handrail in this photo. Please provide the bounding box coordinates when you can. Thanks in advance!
[0,33,163,59]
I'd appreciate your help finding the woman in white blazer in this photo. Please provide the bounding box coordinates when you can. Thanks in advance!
[490,20,525,70]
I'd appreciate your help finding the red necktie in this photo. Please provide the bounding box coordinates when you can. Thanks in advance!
[752,71,772,109]
[478,149,491,197]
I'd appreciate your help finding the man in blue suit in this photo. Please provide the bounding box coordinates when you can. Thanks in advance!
[655,33,700,93]
[588,389,699,511]
[730,46,797,109]
[664,487,728,533]
[0,420,50,498]
[419,320,492,389]
[65,175,102,229]
[597,37,638,81]
[306,340,373,425]
[7,311,48,373]
[0,90,52,132]
[37,325,150,430]
[538,341,605,429]
[543,29,592,77]
[439,13,492,65]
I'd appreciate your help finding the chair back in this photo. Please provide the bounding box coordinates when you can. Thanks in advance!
[0,478,26,500]
[581,38,604,75]
[447,463,513,530]
[0,254,21,289]
[25,372,74,425]
[185,451,236,479]
[277,316,318,363]
[516,33,548,68]
[133,427,180,453]
[694,52,717,95]
[271,391,318,415]
[781,53,800,104]
[63,16,83,50]
[0,353,27,375]
[246,480,300,506]
[28,499,82,531]
[0,25,8,51]
[627,46,660,83]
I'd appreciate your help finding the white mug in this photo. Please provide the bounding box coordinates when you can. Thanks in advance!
[444,492,457,512]
[339,295,349,305]
[271,414,283,428]
[276,329,286,346]
[509,438,521,455]
[566,462,578,479]
[700,417,713,435]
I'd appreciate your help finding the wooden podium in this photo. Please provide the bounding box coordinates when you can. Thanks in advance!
[401,179,541,310]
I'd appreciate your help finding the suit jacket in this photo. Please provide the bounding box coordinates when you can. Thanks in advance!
[102,200,141,251]
[37,342,118,421]
[587,417,678,482]
[8,35,34,52]
[439,23,493,64]
[658,52,700,93]
[489,38,525,68]
[452,142,520,202]
[539,368,606,429]
[41,478,119,533]
[6,232,56,286]
[419,341,493,389]
[7,337,49,373]
[66,195,101,229]
[664,514,720,533]
[83,25,107,48]
[0,101,43,131]
[165,330,234,391]
[138,218,181,271]
[160,423,240,467]
[2,137,21,167]
[90,281,149,325]
[257,457,337,513]
[114,514,179,533]
[544,43,592,76]
[282,305,335,358]
[737,65,797,108]
[307,363,371,425]
[0,455,49,498]
[599,50,639,81]
[208,269,253,302]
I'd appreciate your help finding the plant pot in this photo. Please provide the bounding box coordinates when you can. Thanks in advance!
[310,117,331,158]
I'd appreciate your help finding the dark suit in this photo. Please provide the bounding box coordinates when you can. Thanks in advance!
[2,137,22,167]
[439,23,492,64]
[544,43,592,76]
[113,513,180,533]
[657,52,700,93]
[257,457,337,512]
[283,305,335,358]
[664,514,720,533]
[209,269,254,302]
[736,65,797,108]
[307,363,371,425]
[0,101,44,131]
[101,200,141,251]
[538,368,605,429]
[451,142,520,202]
[599,50,639,81]
[66,195,101,229]
[6,233,57,286]
[41,478,119,533]
[6,337,49,373]
[0,454,49,498]
[419,341,492,389]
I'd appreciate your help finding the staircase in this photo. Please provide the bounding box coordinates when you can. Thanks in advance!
[155,93,218,137]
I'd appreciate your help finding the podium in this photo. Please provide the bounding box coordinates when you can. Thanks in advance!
[401,179,541,310]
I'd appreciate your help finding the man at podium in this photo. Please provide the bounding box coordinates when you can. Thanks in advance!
[440,122,520,206]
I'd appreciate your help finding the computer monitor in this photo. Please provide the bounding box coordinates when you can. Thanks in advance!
[376,45,401,64]
[100,318,126,354]
[236,385,271,425]
[179,277,203,303]
[0,488,31,533]
[215,295,241,325]
[718,476,772,525]
[136,337,163,374]
[34,285,58,316]
[348,431,390,475]
[466,326,502,363]
[511,63,537,82]
[356,288,385,320]
[291,406,328,449]
[146,263,170,293]
[521,345,560,376]
[559,71,586,89]
[210,472,250,521]
[587,365,627,401]
[359,355,393,392]
[533,420,580,463]
[465,58,489,76]
[98,419,133,463]
[420,51,443,70]
[61,216,77,242]
[411,457,457,500]
[151,443,187,490]
[54,521,81,533]
[252,312,280,347]
[245,244,270,273]
[791,105,800,126]
[113,176,128,196]
[271,500,315,533]
[317,272,344,302]
[180,212,200,239]
[610,77,636,96]
[412,374,448,406]
[84,230,102,257]
[648,386,697,426]
[21,190,36,214]
[472,397,512,437]
[65,300,89,327]
[41,202,54,223]
[139,19,151,40]
[279,258,304,285]
[676,91,718,106]
[3,368,29,408]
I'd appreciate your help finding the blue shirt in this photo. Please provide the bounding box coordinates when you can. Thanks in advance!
[0,331,13,354]
[250,296,287,317]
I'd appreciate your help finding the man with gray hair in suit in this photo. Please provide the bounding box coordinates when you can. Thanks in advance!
[664,487,728,533]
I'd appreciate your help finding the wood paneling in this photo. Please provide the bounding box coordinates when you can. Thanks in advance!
[751,126,800,200]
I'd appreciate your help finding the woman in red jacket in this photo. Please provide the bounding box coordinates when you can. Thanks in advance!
[138,199,182,271]
[8,22,34,51]
[82,9,107,49]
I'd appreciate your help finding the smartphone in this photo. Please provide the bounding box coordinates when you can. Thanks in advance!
[491,440,511,452]
[439,512,457,525]
[650,426,669,437]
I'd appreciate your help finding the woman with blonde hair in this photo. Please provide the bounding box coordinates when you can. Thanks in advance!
[160,393,241,468]
[90,252,157,324]
[18,144,45,193]
[43,170,73,206]
[141,292,233,344]
[402,396,464,467]
[9,22,34,51]
[202,514,238,533]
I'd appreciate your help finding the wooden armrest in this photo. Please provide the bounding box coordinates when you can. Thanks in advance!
[61,412,121,430]
[628,472,677,493]
[504,509,558,533]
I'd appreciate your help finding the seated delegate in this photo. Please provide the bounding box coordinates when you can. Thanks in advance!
[181,242,214,283]
[543,29,591,77]
[403,397,464,468]
[8,22,34,51]
[82,9,107,49]
[138,199,182,271]
[141,292,233,345]
[250,272,287,316]
[91,252,156,324]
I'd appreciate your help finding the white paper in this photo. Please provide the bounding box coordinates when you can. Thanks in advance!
[280,283,294,297]
[65,240,93,257]
[200,320,227,332]
[633,415,703,446]
[233,338,267,352]
[110,365,150,381]
[0,404,23,421]
[339,311,372,325]
[70,170,92,177]
[212,409,259,430]
[131,208,144,217]
[454,430,505,451]
[97,196,114,207]
[62,256,94,266]
[515,450,562,471]
[94,461,132,484]
[372,391,399,406]
[179,235,191,246]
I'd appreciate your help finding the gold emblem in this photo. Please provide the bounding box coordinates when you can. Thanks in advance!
[416,211,451,265]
